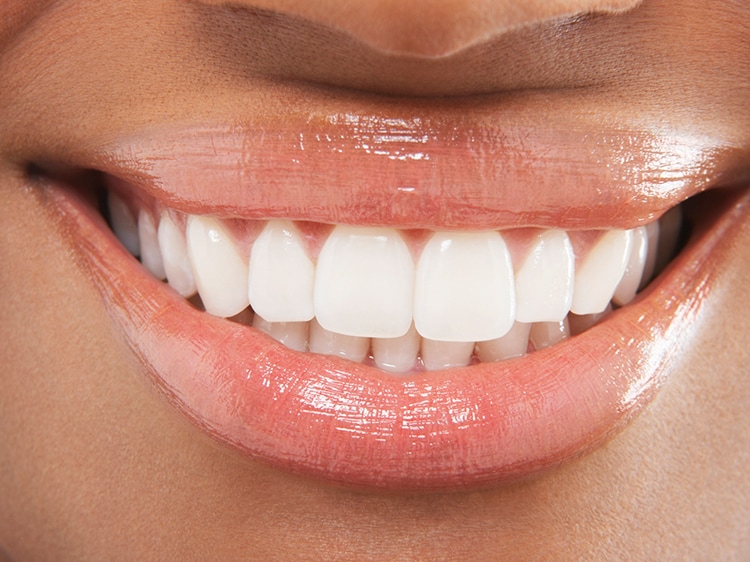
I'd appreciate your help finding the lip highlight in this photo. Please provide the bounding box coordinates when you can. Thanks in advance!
[93,116,745,230]
[45,171,748,489]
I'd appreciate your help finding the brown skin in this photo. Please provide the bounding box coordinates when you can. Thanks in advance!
[1,0,749,559]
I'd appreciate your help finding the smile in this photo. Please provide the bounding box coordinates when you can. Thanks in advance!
[37,112,749,490]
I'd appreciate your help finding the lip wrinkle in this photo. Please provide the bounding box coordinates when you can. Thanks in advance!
[44,177,749,490]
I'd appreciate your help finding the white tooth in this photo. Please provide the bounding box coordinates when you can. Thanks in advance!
[414,231,515,342]
[529,319,570,350]
[158,212,197,297]
[514,229,574,323]
[613,226,648,306]
[108,193,140,256]
[248,221,315,322]
[639,221,660,291]
[476,322,531,363]
[570,229,632,315]
[138,210,166,280]
[314,226,414,338]
[309,319,370,362]
[186,215,249,318]
[372,322,420,374]
[252,316,309,352]
[421,339,475,370]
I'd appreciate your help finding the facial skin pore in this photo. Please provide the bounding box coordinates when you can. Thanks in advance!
[0,1,749,560]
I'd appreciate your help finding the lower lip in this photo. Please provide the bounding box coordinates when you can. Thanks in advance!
[47,183,747,490]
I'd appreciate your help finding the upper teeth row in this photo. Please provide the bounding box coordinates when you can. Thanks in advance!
[109,193,677,369]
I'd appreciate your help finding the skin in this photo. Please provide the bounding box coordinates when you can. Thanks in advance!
[1,0,749,559]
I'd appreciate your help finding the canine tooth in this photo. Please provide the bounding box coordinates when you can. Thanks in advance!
[309,319,370,362]
[421,339,475,370]
[248,221,315,322]
[314,226,414,338]
[253,316,309,352]
[571,229,632,315]
[476,322,531,362]
[529,319,570,350]
[186,215,249,318]
[372,323,420,374]
[639,221,660,290]
[138,210,166,280]
[108,193,140,256]
[613,226,648,305]
[158,212,197,297]
[514,229,574,323]
[414,231,515,342]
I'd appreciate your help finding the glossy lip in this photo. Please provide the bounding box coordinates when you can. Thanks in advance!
[44,165,748,489]
[88,113,748,230]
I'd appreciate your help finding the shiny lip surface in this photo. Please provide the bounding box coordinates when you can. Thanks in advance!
[45,161,747,489]
[89,114,747,230]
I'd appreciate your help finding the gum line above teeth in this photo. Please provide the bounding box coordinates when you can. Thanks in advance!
[108,193,682,373]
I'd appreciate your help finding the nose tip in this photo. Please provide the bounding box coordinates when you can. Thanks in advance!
[202,0,643,57]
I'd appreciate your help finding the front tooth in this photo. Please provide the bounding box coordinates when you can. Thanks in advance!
[252,316,309,352]
[108,193,140,256]
[314,226,414,338]
[514,229,574,323]
[476,321,531,363]
[248,221,315,322]
[570,229,632,315]
[309,319,370,362]
[529,319,570,350]
[613,226,648,306]
[372,323,420,374]
[414,231,515,342]
[138,210,166,280]
[186,215,249,318]
[421,339,475,370]
[158,211,197,297]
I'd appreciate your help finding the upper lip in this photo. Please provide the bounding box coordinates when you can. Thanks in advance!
[87,105,745,230]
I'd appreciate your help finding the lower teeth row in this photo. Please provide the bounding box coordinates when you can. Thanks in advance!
[106,191,683,373]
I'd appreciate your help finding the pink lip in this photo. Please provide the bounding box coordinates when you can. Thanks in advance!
[47,173,748,489]
[92,117,746,229]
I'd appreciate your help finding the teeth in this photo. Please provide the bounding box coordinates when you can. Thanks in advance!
[570,229,632,315]
[248,221,315,323]
[138,210,166,280]
[414,231,515,342]
[421,339,475,370]
[314,226,414,338]
[111,194,675,371]
[252,316,309,352]
[372,322,420,374]
[157,211,197,297]
[613,226,648,306]
[309,319,370,362]
[186,215,249,318]
[108,193,140,256]
[476,321,531,362]
[529,319,570,350]
[514,229,574,323]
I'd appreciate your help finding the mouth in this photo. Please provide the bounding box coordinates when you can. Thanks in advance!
[33,112,749,491]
